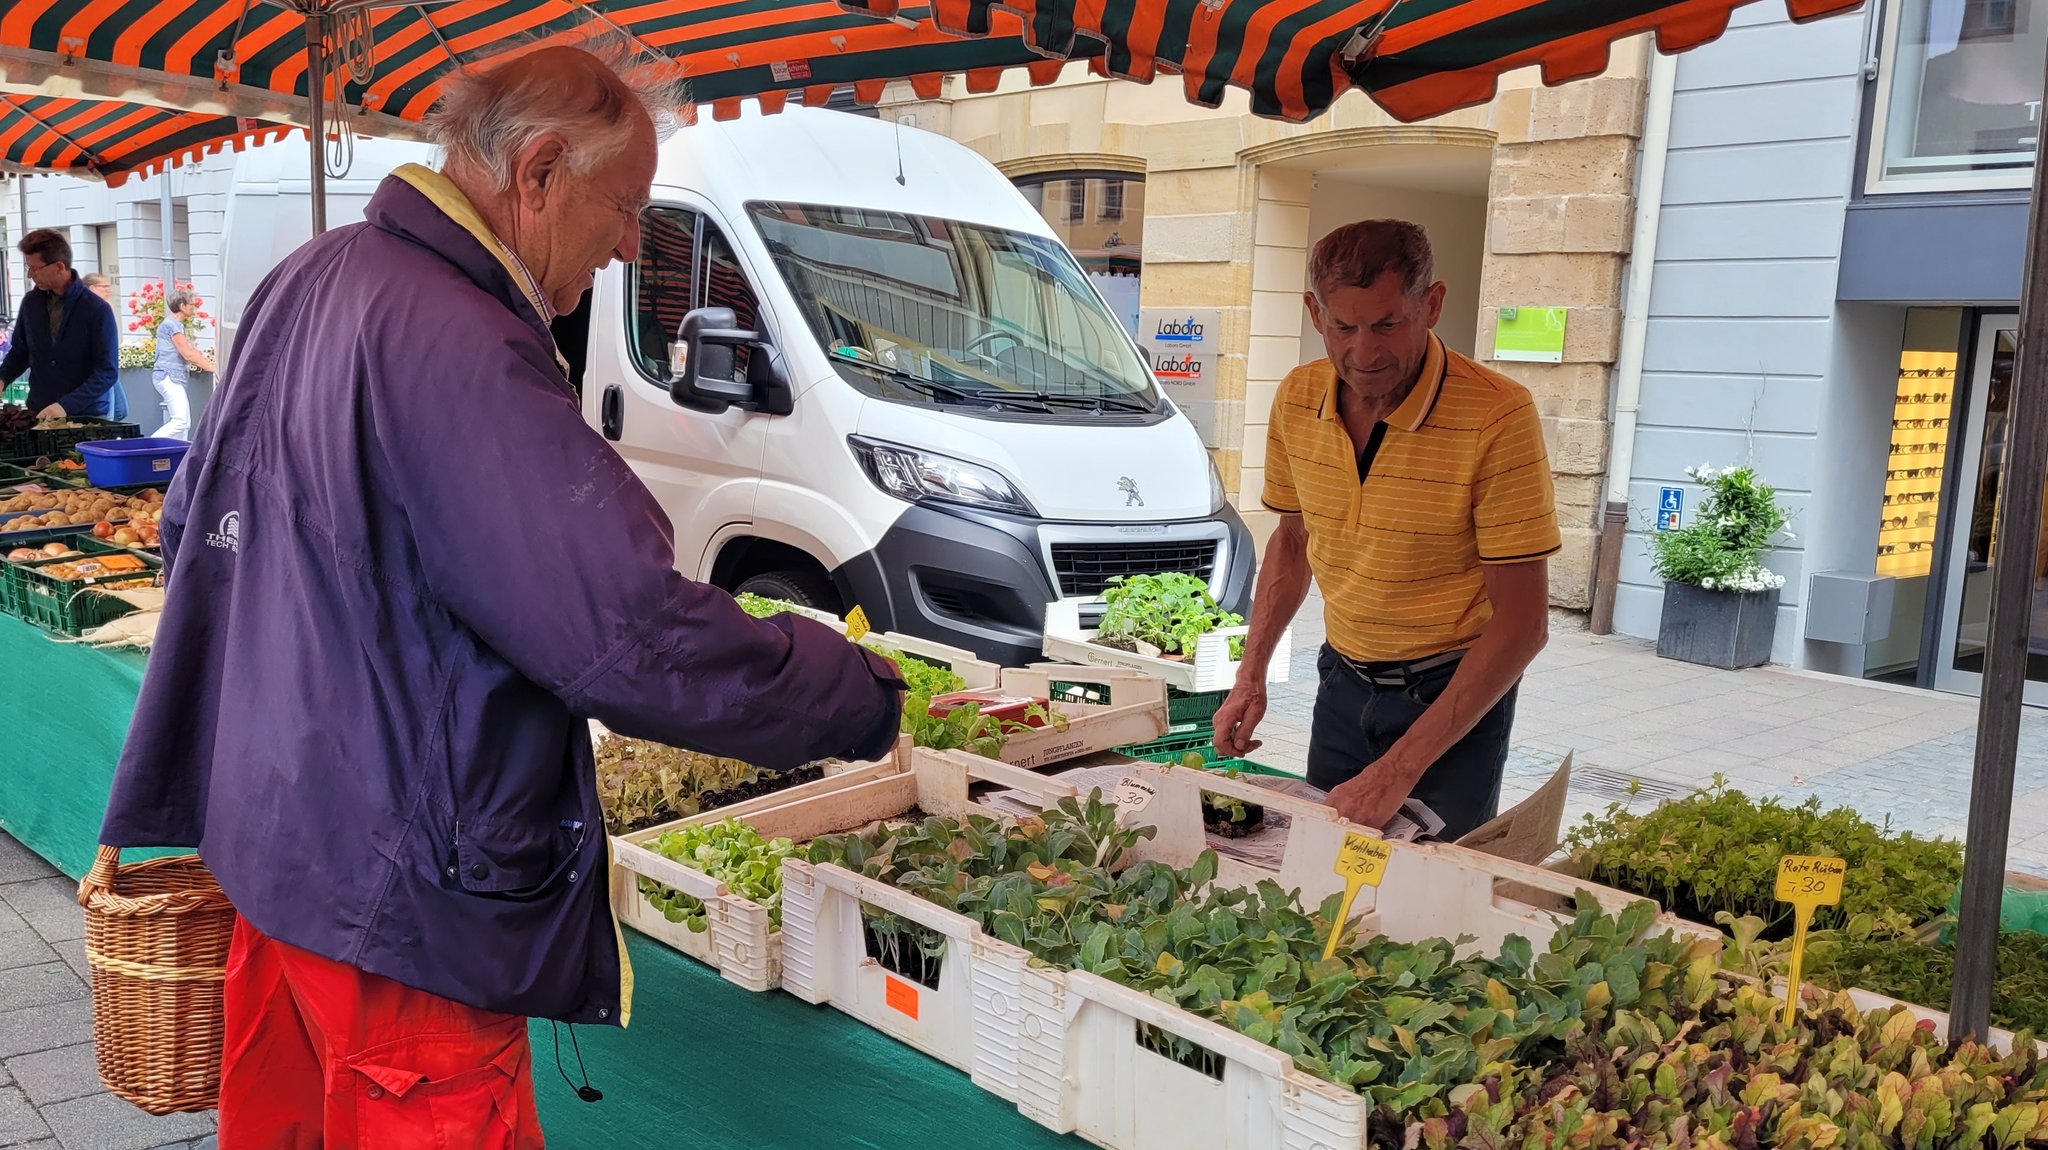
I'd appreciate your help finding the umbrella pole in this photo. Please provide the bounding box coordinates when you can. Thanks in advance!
[1948,57,2048,1041]
[305,8,327,235]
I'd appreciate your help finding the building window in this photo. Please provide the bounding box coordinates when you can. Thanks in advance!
[1870,0,2047,191]
[1012,171,1145,339]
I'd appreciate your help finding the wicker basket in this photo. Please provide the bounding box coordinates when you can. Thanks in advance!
[77,846,234,1115]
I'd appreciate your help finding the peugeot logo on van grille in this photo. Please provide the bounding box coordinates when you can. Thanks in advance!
[1119,477,1143,508]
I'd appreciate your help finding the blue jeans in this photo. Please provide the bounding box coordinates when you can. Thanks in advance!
[1305,643,1517,841]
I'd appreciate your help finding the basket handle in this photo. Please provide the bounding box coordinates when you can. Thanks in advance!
[77,844,118,908]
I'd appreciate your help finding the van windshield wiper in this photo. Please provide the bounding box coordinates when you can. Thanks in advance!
[832,355,979,405]
[961,388,1152,414]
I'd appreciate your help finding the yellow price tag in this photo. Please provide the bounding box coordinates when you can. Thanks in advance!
[844,605,871,643]
[1775,854,1846,1026]
[1322,833,1391,959]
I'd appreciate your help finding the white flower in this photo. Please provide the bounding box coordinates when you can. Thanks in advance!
[1702,577,1717,590]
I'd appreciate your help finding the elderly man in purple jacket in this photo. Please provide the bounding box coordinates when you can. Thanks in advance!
[96,44,904,1148]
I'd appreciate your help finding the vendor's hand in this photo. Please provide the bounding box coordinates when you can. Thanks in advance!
[1326,763,1416,831]
[35,404,65,422]
[1211,683,1266,757]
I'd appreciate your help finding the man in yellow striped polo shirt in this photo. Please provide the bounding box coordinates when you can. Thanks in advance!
[1213,220,1558,838]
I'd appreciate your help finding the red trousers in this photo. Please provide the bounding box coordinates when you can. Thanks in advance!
[217,916,544,1149]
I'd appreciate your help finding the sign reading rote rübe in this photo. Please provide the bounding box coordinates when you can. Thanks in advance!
[1138,308,1223,448]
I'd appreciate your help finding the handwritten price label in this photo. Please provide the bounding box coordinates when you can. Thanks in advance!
[1332,833,1392,888]
[844,605,872,643]
[1322,833,1392,960]
[1774,855,1846,908]
[1112,776,1157,815]
[1775,854,1847,1026]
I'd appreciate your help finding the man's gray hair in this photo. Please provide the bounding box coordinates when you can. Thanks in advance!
[165,288,198,315]
[426,37,687,193]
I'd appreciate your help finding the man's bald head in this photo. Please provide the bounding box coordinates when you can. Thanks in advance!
[427,41,681,194]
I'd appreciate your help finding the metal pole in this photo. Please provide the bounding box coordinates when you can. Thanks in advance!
[159,174,175,293]
[1948,44,2048,1040]
[305,8,327,236]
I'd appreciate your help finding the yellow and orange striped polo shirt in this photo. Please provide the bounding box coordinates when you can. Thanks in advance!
[1262,336,1560,664]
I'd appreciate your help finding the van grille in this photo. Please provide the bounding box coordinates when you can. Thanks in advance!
[1051,542,1217,597]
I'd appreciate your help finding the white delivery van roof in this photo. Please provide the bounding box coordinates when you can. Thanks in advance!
[653,105,1056,238]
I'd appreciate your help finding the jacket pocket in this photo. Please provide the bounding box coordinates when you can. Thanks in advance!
[449,818,586,901]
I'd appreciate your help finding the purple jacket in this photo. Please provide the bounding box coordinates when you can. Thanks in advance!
[100,169,904,1025]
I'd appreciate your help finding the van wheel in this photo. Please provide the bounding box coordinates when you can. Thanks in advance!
[736,569,842,614]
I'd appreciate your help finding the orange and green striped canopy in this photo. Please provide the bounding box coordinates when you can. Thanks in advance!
[0,93,292,184]
[1,0,1864,148]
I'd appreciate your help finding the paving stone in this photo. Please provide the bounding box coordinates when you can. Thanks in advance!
[0,968,85,1019]
[6,1044,103,1108]
[0,883,83,946]
[0,843,56,889]
[40,1092,211,1150]
[43,943,89,989]
[0,999,94,1061]
[0,911,59,975]
[0,1086,51,1148]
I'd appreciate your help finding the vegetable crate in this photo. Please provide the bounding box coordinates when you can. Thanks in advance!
[779,752,1089,1094]
[1,419,143,464]
[1165,687,1230,735]
[1016,766,1714,1150]
[608,738,1071,995]
[1115,730,1291,779]
[997,665,1167,770]
[788,752,1716,1150]
[1041,599,1291,692]
[6,537,160,636]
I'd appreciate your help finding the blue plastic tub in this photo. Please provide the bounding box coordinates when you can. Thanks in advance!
[76,438,188,488]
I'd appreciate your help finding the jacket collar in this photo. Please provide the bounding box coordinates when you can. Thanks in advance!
[365,165,569,379]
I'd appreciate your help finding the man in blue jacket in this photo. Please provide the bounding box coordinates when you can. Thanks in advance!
[97,43,905,1149]
[0,228,121,420]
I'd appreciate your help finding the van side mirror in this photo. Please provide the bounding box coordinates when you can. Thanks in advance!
[670,307,752,413]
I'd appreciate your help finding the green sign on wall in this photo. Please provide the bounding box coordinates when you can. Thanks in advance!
[1493,306,1568,364]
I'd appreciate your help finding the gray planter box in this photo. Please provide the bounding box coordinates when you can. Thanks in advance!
[1656,581,1780,670]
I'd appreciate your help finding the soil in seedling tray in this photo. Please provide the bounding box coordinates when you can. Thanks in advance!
[1202,797,1266,839]
[1091,634,1142,653]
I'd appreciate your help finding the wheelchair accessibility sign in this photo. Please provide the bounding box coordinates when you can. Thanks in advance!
[1658,487,1684,532]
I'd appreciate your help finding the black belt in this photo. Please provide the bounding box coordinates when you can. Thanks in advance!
[1336,647,1466,688]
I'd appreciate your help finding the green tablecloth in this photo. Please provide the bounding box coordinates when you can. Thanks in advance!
[0,614,1082,1148]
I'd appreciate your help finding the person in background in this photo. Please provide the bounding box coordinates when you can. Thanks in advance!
[150,289,213,439]
[1211,219,1558,841]
[95,41,906,1149]
[0,229,121,421]
[80,273,132,423]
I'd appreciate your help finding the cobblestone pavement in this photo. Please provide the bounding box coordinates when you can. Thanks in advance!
[0,836,215,1150]
[3,591,2045,1146]
[1253,589,2048,878]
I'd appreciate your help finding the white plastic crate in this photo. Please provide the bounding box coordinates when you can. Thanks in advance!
[1040,599,1291,693]
[609,739,914,992]
[990,665,1167,770]
[611,741,1083,992]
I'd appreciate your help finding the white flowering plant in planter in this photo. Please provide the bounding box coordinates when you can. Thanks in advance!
[1649,463,1793,594]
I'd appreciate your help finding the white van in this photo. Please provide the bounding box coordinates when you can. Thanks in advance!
[220,107,1255,668]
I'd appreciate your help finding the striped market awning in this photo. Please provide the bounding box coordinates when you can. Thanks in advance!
[2,0,1864,134]
[0,93,292,184]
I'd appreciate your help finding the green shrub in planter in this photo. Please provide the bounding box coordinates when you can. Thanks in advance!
[1650,464,1794,669]
[1564,780,1964,938]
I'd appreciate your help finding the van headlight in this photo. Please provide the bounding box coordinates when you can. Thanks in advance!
[1208,453,1227,513]
[849,437,1036,516]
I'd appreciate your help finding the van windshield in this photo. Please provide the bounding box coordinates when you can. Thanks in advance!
[748,202,1159,413]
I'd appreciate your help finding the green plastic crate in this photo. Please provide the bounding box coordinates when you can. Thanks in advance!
[1116,730,1293,778]
[1164,687,1230,734]
[9,536,160,636]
